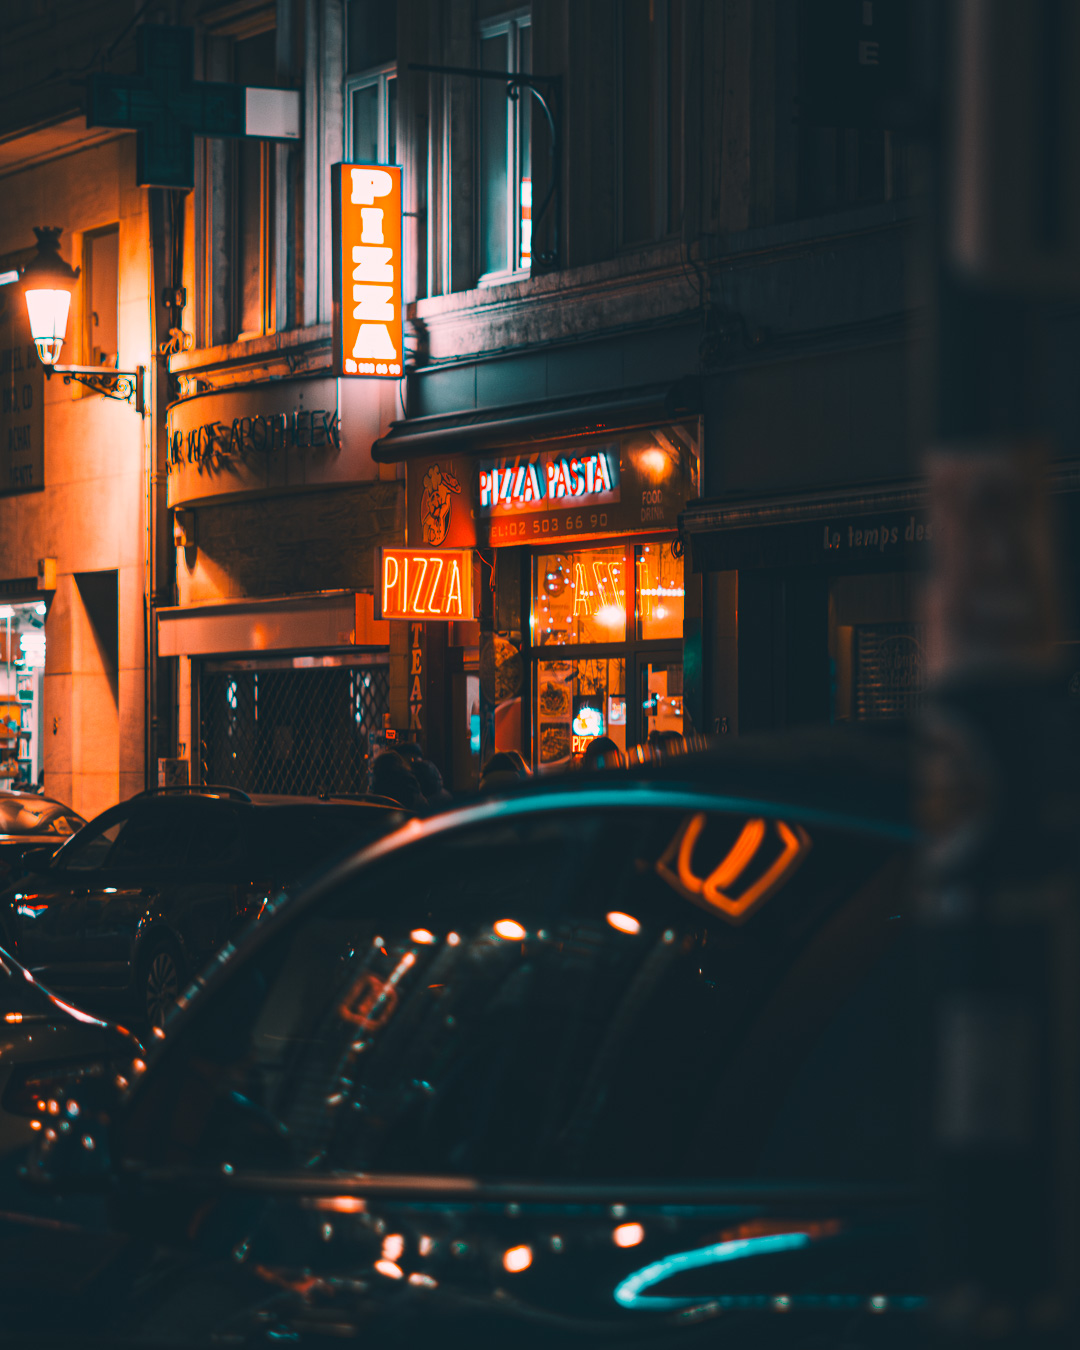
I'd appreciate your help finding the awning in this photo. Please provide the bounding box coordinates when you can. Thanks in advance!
[680,480,928,536]
[371,379,699,462]
[157,591,388,658]
[679,479,931,574]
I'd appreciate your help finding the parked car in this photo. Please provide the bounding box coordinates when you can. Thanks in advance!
[0,791,85,883]
[0,787,409,1027]
[10,729,926,1346]
[0,944,140,1158]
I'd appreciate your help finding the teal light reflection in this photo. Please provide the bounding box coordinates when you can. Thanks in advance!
[614,1231,811,1310]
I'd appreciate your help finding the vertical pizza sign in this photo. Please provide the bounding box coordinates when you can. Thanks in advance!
[332,163,403,378]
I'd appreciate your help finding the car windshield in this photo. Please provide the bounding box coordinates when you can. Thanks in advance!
[0,800,54,835]
[117,802,913,1182]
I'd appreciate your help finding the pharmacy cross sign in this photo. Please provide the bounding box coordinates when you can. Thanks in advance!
[87,25,299,190]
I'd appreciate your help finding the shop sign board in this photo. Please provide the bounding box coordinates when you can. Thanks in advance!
[406,427,697,549]
[0,285,44,495]
[166,377,341,507]
[331,163,403,379]
[377,547,476,622]
[478,446,619,514]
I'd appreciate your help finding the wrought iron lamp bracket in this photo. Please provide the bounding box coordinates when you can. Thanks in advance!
[47,365,146,414]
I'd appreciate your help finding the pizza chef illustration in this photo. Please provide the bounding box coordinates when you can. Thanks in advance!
[420,462,461,546]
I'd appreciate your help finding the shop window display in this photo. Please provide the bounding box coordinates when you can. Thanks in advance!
[534,547,626,645]
[0,600,46,787]
[536,658,625,772]
[636,543,684,641]
[530,542,685,771]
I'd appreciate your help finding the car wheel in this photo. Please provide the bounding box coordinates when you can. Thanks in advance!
[140,938,184,1029]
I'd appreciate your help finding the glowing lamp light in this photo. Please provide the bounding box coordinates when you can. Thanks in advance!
[595,603,624,629]
[374,1259,404,1280]
[22,227,79,367]
[606,911,641,936]
[494,919,527,941]
[410,928,436,945]
[503,1244,533,1273]
[613,1222,646,1248]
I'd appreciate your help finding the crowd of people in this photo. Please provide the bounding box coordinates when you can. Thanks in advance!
[366,730,688,811]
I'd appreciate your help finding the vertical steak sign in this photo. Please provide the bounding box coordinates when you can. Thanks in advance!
[332,163,403,378]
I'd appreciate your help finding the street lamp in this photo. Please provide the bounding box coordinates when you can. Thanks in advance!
[22,227,144,412]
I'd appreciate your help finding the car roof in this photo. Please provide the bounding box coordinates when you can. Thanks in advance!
[152,724,914,1051]
[127,789,409,812]
[0,792,81,817]
[469,724,913,834]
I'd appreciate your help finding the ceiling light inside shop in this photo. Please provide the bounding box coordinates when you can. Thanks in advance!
[19,632,45,668]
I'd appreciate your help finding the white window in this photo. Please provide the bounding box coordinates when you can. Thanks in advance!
[478,11,532,281]
[346,62,398,165]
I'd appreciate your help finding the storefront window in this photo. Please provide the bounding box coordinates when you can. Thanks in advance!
[0,600,46,788]
[536,658,625,771]
[641,660,684,740]
[533,547,627,645]
[530,540,688,770]
[635,542,684,641]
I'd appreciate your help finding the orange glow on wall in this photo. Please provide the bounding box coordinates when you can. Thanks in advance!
[377,548,476,622]
[332,163,403,378]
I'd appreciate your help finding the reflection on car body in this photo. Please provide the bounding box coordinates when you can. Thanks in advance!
[0,787,409,1027]
[7,733,928,1344]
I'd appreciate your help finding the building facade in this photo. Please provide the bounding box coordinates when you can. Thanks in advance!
[7,1,1080,807]
[0,2,159,817]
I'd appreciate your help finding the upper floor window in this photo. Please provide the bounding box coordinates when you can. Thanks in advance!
[203,25,277,346]
[619,0,683,245]
[82,224,119,368]
[478,11,532,281]
[346,63,397,165]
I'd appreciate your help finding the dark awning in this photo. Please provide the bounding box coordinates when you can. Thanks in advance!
[371,379,699,462]
[679,479,931,573]
[680,480,928,537]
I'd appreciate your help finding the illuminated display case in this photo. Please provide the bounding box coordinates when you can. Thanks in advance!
[531,540,685,771]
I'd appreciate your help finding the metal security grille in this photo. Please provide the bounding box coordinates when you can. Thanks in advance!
[854,623,925,721]
[200,662,389,796]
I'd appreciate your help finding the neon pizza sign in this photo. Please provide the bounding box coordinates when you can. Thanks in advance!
[377,547,476,621]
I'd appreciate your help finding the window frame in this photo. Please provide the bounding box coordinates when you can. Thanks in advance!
[81,223,120,370]
[345,61,398,166]
[476,8,532,286]
[527,535,687,764]
[616,0,683,248]
[199,25,278,347]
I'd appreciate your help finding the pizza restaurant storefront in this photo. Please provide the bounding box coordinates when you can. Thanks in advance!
[376,417,699,780]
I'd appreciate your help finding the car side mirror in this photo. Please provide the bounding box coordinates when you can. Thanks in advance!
[20,845,57,874]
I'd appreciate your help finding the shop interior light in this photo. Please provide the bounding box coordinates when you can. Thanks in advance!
[503,1244,533,1272]
[19,632,45,668]
[606,911,641,935]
